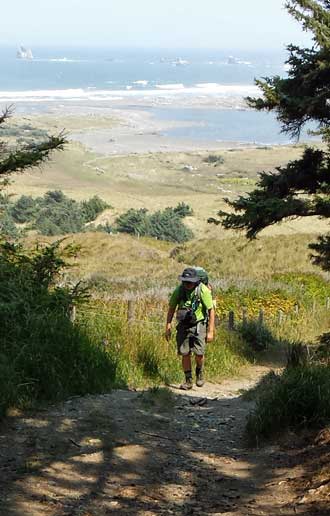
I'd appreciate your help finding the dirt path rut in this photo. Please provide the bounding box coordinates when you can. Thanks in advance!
[0,366,312,515]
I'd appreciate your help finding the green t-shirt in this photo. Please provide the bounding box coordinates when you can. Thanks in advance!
[169,283,213,322]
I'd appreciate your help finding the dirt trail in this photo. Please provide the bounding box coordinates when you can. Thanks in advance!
[0,366,319,515]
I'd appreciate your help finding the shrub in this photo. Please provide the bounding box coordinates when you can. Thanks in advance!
[115,208,150,236]
[203,154,225,165]
[35,203,85,235]
[7,190,111,236]
[11,195,39,223]
[115,204,194,243]
[0,212,21,238]
[246,364,330,444]
[149,208,193,243]
[81,195,111,223]
[0,241,117,418]
[173,202,194,218]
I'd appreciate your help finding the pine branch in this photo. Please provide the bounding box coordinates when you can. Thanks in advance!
[0,106,13,126]
[285,1,330,47]
[0,134,66,175]
[215,147,330,238]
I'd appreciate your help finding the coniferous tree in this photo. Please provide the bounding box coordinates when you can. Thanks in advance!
[0,107,65,191]
[214,1,330,270]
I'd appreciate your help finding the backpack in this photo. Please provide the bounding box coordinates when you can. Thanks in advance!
[177,267,212,327]
[193,266,209,286]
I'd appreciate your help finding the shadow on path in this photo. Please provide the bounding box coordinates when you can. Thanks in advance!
[0,372,328,515]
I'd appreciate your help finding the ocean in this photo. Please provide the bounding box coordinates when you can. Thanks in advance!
[0,46,313,145]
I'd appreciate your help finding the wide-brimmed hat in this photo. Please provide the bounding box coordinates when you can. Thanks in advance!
[178,267,200,283]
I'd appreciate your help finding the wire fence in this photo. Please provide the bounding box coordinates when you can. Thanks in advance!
[70,296,330,331]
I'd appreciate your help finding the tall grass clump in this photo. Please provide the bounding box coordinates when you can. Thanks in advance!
[79,303,251,388]
[0,241,116,418]
[246,363,330,445]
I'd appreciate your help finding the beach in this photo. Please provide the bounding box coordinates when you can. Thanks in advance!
[68,105,259,155]
[5,92,293,156]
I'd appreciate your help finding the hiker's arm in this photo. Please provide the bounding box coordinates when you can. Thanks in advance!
[165,306,176,341]
[206,308,215,342]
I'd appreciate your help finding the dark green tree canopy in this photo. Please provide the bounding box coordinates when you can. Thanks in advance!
[115,204,194,243]
[215,1,330,270]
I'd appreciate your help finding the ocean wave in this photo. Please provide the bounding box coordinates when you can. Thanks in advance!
[0,83,259,102]
[34,58,86,63]
[195,83,258,95]
[156,83,185,90]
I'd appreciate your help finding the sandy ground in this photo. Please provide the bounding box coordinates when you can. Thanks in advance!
[69,108,256,156]
[1,366,328,516]
[7,97,265,156]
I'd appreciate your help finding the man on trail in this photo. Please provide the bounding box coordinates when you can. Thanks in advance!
[165,267,215,390]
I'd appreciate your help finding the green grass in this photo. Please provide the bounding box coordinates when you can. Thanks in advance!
[246,365,330,445]
[8,120,325,241]
[78,307,251,388]
[0,242,119,419]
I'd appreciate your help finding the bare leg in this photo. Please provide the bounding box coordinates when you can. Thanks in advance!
[195,355,204,368]
[182,354,192,372]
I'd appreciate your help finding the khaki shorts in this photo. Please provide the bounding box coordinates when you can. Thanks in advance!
[176,321,207,356]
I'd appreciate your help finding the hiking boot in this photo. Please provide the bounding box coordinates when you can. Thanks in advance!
[180,378,193,390]
[196,368,205,387]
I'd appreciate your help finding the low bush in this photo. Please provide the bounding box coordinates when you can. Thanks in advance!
[0,241,117,418]
[81,195,110,223]
[246,364,330,445]
[0,212,21,239]
[115,204,194,243]
[6,190,111,236]
[203,154,225,165]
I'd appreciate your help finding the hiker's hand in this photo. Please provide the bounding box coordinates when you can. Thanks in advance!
[206,330,214,343]
[165,325,172,341]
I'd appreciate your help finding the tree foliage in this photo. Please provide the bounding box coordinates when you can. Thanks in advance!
[214,1,330,270]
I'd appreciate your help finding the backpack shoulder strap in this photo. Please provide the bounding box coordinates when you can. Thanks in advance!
[195,282,202,303]
[191,282,202,311]
[178,284,187,303]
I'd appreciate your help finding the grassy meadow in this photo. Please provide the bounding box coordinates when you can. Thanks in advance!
[7,115,329,239]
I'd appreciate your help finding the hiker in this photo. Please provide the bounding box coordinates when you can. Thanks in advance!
[165,267,215,390]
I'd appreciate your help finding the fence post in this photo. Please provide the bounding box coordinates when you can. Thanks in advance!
[278,310,283,325]
[69,304,76,323]
[258,309,264,327]
[327,297,330,310]
[242,307,248,324]
[312,299,317,313]
[127,300,134,322]
[228,311,235,331]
